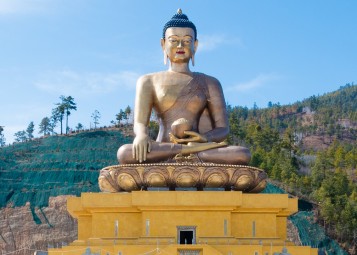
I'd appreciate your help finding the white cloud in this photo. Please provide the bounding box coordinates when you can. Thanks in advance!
[0,0,52,14]
[34,69,140,96]
[226,73,281,92]
[198,34,243,52]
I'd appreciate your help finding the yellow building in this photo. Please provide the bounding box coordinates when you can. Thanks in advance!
[49,191,317,255]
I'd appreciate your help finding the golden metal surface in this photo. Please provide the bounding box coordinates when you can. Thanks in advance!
[98,163,267,193]
[108,10,269,192]
[116,18,251,165]
[170,118,192,139]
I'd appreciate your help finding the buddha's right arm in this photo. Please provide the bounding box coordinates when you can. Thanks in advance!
[132,75,154,162]
[133,124,152,162]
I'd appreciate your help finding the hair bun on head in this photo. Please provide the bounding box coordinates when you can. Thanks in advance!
[162,9,197,40]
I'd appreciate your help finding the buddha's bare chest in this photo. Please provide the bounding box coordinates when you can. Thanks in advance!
[153,81,207,114]
[154,83,185,105]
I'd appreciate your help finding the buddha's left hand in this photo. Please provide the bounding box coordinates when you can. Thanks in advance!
[169,131,208,144]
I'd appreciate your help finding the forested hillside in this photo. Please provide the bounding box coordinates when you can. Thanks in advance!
[226,84,356,253]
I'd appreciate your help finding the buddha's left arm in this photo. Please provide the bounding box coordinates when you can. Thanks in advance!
[204,76,229,142]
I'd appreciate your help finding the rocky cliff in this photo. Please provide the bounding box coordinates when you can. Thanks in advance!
[0,196,76,255]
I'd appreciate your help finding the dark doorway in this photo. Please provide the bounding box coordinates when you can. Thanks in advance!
[179,230,193,244]
[177,226,196,244]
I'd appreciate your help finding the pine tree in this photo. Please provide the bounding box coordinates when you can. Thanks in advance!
[75,123,83,132]
[62,96,77,134]
[53,102,65,135]
[26,121,35,139]
[14,130,27,143]
[116,109,125,125]
[0,126,5,146]
[91,110,101,129]
[124,105,132,124]
[39,117,51,136]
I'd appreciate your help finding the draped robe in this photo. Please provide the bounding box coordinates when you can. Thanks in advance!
[156,72,213,142]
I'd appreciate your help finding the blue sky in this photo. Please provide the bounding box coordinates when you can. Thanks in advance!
[0,0,356,144]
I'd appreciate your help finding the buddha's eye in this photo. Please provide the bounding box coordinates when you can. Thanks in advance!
[183,39,192,44]
[169,39,178,43]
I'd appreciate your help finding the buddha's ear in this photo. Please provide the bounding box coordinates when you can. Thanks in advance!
[160,38,165,50]
[194,39,198,53]
[161,38,168,65]
[191,40,198,66]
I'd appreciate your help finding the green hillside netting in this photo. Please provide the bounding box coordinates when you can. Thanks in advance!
[261,182,286,194]
[0,130,132,210]
[263,183,347,255]
[290,211,348,255]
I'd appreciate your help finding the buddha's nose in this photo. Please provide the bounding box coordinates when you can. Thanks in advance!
[177,40,183,47]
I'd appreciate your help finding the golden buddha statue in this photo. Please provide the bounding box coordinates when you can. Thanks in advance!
[99,9,267,193]
[117,9,251,165]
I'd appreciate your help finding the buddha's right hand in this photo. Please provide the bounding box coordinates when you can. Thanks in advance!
[132,134,152,163]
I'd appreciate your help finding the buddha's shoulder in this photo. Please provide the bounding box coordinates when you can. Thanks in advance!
[137,71,166,83]
[194,72,221,86]
[136,73,157,88]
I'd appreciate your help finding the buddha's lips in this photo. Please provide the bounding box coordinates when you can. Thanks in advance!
[176,51,185,54]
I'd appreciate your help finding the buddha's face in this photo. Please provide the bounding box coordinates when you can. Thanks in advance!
[161,27,198,64]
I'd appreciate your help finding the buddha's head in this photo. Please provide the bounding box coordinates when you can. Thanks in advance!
[161,9,198,66]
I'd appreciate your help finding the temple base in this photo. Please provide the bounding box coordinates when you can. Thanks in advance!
[49,191,317,255]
